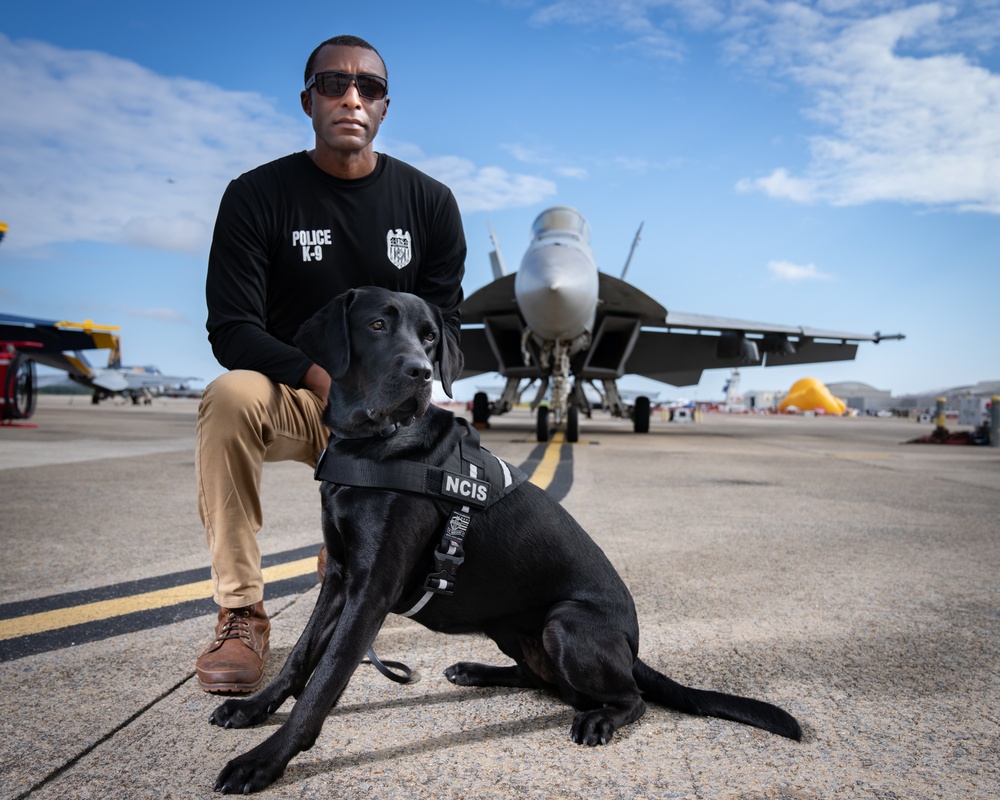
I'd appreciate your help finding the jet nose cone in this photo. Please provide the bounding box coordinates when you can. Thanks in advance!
[515,246,598,340]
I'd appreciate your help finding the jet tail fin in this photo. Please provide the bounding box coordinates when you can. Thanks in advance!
[488,223,508,279]
[106,335,123,368]
[621,221,643,280]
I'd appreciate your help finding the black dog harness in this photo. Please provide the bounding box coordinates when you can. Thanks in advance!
[314,419,528,619]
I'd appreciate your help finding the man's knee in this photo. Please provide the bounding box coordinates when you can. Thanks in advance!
[198,370,324,463]
[200,370,276,424]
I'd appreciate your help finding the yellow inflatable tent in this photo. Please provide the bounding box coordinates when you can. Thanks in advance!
[778,377,847,415]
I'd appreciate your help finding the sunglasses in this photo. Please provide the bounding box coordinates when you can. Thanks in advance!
[305,71,388,101]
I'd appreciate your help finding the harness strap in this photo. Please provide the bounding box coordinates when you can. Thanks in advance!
[314,454,448,501]
[314,422,497,511]
[313,418,527,618]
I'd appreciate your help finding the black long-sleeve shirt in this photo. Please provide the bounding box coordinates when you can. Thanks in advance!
[206,152,466,387]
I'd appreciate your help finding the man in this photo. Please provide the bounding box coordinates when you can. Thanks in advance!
[195,35,466,693]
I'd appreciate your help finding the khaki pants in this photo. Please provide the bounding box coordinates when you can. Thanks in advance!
[196,370,328,608]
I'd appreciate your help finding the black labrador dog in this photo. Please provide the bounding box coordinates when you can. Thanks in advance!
[209,286,801,793]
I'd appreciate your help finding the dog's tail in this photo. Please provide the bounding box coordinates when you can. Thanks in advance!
[633,659,802,741]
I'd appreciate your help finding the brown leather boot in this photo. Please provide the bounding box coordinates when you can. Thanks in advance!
[317,544,327,583]
[195,601,270,693]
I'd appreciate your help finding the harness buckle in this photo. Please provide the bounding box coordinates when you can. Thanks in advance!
[423,574,455,595]
[424,550,465,596]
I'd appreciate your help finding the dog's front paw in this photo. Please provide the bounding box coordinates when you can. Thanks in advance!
[214,748,286,794]
[209,697,269,729]
[570,709,616,746]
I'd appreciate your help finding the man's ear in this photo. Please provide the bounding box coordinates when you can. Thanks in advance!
[294,289,356,380]
[430,305,464,399]
[301,89,312,117]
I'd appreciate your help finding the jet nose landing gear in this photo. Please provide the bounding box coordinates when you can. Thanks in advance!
[536,404,580,443]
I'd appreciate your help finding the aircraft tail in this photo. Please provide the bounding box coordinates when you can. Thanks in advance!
[620,221,643,279]
[106,335,123,368]
[488,223,507,279]
[633,659,802,740]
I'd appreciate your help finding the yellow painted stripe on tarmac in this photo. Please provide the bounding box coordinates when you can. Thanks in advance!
[528,432,564,491]
[5,437,572,642]
[0,557,315,641]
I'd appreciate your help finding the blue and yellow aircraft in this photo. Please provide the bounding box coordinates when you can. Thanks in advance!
[0,314,198,420]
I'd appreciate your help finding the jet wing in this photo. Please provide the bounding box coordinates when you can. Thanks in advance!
[621,309,899,387]
[0,313,114,354]
[91,371,130,392]
[658,310,898,343]
[459,275,534,381]
[596,273,667,325]
[458,274,903,388]
[117,370,199,390]
[461,274,519,323]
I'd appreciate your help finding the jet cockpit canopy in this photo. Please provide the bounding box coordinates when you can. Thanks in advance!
[531,206,591,244]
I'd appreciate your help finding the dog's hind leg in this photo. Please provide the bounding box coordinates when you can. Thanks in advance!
[444,662,535,688]
[541,601,647,746]
[445,627,560,690]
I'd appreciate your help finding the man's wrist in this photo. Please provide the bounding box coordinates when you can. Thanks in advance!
[302,364,331,400]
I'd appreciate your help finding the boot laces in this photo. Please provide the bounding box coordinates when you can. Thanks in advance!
[216,608,252,644]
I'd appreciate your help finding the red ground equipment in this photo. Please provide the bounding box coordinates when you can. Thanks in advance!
[1,341,39,424]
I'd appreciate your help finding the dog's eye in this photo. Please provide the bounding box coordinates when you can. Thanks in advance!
[424,331,436,343]
[371,319,386,331]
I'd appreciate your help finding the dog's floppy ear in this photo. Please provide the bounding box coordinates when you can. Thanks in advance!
[293,289,356,380]
[431,306,464,399]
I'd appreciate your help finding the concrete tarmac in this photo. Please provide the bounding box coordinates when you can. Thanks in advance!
[1,395,998,799]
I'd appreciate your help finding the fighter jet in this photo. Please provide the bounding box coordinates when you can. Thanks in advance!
[459,206,903,441]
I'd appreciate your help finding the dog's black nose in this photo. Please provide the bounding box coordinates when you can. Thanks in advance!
[402,357,433,383]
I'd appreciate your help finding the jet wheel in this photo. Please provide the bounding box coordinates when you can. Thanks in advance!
[536,406,550,442]
[566,405,580,443]
[633,395,650,434]
[472,392,490,426]
[3,353,37,421]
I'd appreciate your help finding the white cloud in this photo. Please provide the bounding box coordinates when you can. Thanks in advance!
[0,34,305,254]
[500,143,589,179]
[529,0,716,59]
[526,1,1000,214]
[0,35,556,255]
[768,259,836,281]
[413,156,557,213]
[736,167,817,202]
[731,3,1000,213]
[385,144,557,212]
[501,143,547,164]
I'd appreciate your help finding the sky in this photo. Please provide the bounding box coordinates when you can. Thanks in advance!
[2,0,998,402]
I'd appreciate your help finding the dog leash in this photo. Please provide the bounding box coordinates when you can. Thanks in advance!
[364,645,414,684]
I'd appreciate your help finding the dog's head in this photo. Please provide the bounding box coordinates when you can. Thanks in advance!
[294,287,464,436]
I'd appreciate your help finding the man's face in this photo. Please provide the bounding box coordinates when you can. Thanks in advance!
[301,45,389,160]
